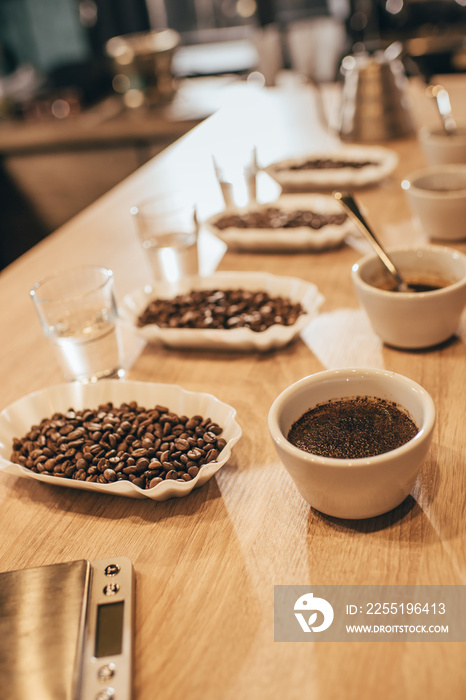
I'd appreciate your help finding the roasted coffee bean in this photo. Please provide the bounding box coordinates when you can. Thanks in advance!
[132,448,147,458]
[137,288,304,331]
[10,400,226,490]
[122,465,139,475]
[214,206,347,232]
[206,448,219,462]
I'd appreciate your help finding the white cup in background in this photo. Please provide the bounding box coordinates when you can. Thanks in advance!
[402,164,466,241]
[351,245,466,349]
[419,126,466,166]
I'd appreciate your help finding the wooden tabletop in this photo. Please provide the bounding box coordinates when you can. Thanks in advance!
[0,74,465,700]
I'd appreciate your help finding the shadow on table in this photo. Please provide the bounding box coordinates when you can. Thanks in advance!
[1,462,237,525]
[311,495,418,534]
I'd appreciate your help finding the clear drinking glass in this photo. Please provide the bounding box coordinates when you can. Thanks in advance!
[30,265,125,383]
[131,197,199,292]
[212,147,258,209]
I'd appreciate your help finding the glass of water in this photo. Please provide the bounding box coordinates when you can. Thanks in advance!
[131,197,199,292]
[30,266,125,383]
[212,146,258,209]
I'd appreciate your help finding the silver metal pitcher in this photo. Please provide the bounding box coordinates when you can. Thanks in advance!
[338,46,414,142]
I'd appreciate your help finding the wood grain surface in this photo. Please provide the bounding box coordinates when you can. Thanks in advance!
[0,75,465,700]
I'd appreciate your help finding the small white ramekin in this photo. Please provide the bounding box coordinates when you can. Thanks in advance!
[402,164,466,241]
[352,245,466,349]
[268,368,435,519]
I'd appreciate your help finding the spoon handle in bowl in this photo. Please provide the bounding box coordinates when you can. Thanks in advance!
[333,191,406,290]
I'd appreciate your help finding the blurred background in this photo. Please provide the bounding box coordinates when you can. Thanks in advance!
[1,0,465,268]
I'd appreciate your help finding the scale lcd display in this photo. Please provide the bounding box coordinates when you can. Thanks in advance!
[95,600,124,658]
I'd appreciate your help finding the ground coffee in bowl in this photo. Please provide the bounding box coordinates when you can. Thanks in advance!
[287,396,418,459]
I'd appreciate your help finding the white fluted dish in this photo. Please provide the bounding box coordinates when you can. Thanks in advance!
[121,271,324,350]
[0,380,242,500]
[264,146,398,190]
[205,194,356,252]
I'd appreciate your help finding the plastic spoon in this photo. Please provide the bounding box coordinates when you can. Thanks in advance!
[333,191,411,292]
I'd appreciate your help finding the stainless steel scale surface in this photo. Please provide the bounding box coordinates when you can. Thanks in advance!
[0,557,134,700]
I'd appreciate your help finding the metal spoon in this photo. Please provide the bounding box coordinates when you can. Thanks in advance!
[427,84,457,136]
[333,191,411,292]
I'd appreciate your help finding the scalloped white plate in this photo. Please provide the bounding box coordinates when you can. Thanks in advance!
[121,271,324,350]
[0,380,242,500]
[264,145,399,190]
[204,194,356,252]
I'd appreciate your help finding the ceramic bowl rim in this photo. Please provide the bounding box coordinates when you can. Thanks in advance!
[419,125,466,142]
[402,164,466,198]
[268,367,436,469]
[351,244,466,298]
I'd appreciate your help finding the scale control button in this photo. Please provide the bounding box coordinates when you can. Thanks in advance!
[98,663,116,683]
[105,564,121,577]
[103,582,120,596]
[95,688,115,700]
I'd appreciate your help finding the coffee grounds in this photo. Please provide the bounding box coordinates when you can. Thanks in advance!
[287,396,418,459]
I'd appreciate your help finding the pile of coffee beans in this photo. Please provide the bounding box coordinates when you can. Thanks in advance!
[281,158,376,171]
[213,207,347,231]
[137,288,304,331]
[10,401,227,489]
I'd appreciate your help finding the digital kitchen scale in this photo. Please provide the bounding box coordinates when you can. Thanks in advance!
[0,556,134,700]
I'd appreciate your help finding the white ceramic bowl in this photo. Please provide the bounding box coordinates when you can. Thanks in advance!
[268,368,435,519]
[0,380,242,501]
[419,126,466,166]
[402,165,466,241]
[352,245,466,349]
